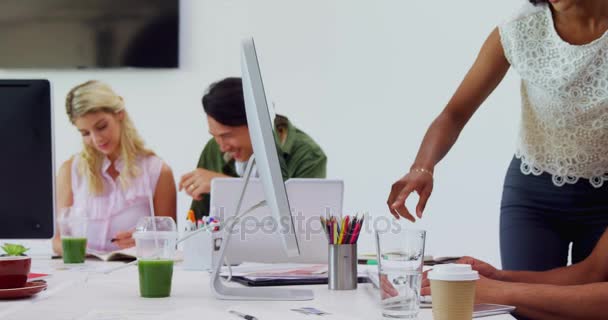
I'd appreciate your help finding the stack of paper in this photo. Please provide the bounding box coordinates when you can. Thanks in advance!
[220,263,369,286]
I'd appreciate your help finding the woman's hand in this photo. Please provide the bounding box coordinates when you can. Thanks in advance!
[421,256,503,296]
[380,273,400,299]
[422,273,504,304]
[387,169,433,222]
[112,230,135,249]
[456,256,503,280]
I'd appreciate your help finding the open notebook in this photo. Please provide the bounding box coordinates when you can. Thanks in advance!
[422,302,515,317]
[53,247,137,262]
[86,248,137,262]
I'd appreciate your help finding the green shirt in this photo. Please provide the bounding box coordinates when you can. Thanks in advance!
[190,115,327,219]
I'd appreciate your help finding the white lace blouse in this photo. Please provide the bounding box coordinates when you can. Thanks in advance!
[499,3,608,188]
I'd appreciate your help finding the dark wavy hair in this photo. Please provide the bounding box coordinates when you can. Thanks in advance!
[202,77,247,127]
[529,0,547,4]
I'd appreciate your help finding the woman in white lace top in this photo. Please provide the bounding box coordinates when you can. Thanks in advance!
[388,0,608,272]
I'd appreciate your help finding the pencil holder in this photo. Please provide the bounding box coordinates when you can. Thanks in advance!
[328,244,357,290]
[182,230,213,271]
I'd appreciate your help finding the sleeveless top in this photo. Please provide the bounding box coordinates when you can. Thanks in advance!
[499,3,608,187]
[71,154,163,252]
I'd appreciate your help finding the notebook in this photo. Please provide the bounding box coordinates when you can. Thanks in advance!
[52,247,137,262]
[227,275,370,287]
[472,304,516,317]
[27,272,51,281]
[86,248,137,262]
[423,255,462,266]
[220,263,369,287]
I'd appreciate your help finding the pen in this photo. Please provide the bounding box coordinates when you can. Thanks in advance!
[352,214,365,244]
[337,216,346,244]
[229,310,258,320]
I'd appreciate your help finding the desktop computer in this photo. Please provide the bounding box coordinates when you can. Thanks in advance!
[0,80,54,239]
[209,38,314,300]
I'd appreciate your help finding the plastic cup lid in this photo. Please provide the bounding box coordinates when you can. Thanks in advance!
[427,264,479,281]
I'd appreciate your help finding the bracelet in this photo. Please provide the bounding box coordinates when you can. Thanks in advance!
[411,167,433,179]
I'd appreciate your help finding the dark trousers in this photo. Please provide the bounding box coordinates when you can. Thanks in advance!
[500,157,608,271]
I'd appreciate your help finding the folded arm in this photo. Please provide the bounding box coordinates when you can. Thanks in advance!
[498,230,608,285]
[487,281,608,320]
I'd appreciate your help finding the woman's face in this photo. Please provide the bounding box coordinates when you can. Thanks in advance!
[74,111,123,158]
[547,0,582,12]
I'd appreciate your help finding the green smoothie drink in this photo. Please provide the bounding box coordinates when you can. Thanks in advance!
[133,216,178,298]
[138,259,174,298]
[59,207,88,264]
[62,237,87,263]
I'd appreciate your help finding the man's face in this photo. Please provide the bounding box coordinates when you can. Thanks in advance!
[207,115,253,162]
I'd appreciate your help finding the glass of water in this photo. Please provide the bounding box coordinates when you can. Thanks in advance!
[375,228,426,319]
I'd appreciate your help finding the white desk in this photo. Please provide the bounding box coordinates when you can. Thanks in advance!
[1,258,515,320]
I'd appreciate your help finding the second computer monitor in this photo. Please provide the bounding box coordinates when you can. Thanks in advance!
[240,38,300,258]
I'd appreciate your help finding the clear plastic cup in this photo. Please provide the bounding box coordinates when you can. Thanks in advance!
[59,207,88,264]
[375,228,426,319]
[133,216,177,298]
[428,264,479,320]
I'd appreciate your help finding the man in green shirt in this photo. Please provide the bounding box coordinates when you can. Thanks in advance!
[179,77,327,219]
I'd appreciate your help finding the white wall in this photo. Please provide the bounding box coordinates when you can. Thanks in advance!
[1,0,523,267]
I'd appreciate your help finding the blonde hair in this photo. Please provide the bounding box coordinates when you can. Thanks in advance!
[66,80,154,194]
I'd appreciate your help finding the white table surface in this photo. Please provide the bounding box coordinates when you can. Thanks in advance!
[0,257,515,320]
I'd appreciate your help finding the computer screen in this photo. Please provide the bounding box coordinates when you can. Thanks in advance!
[0,80,54,238]
[240,38,301,258]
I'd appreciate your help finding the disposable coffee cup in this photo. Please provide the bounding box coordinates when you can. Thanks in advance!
[428,264,479,320]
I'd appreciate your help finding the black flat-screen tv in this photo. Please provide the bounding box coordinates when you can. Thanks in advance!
[0,0,179,69]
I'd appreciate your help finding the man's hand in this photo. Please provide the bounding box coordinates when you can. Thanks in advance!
[179,168,226,200]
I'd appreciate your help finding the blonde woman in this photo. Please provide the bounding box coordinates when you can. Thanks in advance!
[52,80,176,254]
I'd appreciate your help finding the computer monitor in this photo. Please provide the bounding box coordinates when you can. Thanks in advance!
[209,38,312,300]
[0,80,54,239]
[240,38,300,258]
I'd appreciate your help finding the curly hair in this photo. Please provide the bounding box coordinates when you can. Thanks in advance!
[66,80,154,194]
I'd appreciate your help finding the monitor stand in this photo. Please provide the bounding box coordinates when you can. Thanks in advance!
[209,155,314,301]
